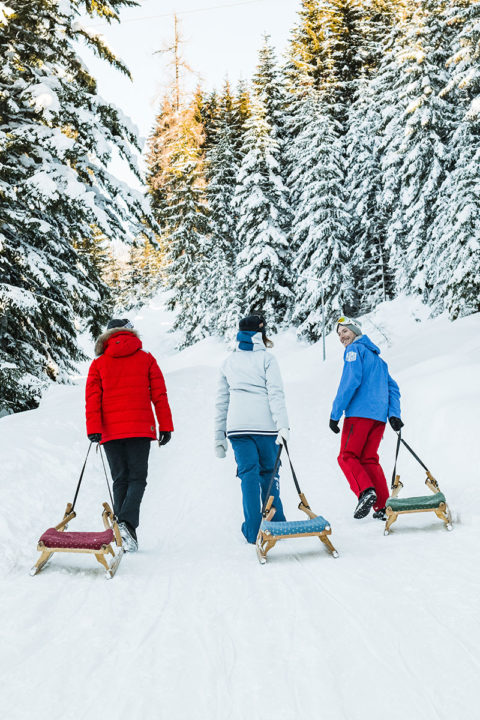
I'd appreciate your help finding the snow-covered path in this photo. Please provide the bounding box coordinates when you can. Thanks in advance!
[1,298,479,720]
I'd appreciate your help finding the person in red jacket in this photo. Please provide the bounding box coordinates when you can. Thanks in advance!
[85,318,173,551]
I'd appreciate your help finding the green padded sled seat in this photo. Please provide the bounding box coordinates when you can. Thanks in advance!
[261,516,330,536]
[387,492,446,512]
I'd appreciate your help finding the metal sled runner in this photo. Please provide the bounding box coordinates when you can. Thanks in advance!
[31,444,124,578]
[384,431,453,535]
[256,441,339,564]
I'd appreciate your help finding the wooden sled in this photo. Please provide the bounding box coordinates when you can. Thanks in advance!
[31,502,124,578]
[256,492,339,564]
[255,442,339,564]
[384,433,453,536]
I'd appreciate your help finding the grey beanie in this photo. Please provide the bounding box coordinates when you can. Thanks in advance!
[337,317,362,336]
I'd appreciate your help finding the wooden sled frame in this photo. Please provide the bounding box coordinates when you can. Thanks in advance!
[256,492,339,564]
[31,502,124,579]
[384,471,453,536]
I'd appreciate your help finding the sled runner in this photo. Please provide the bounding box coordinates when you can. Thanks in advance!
[256,441,339,564]
[384,431,453,535]
[31,444,124,578]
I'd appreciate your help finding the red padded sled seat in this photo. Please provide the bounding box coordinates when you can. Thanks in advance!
[39,528,114,551]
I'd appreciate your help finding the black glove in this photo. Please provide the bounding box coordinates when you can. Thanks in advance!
[88,433,102,443]
[329,418,340,434]
[158,431,172,446]
[389,417,404,432]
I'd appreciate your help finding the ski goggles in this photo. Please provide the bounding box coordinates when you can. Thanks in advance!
[336,316,362,331]
[336,316,355,326]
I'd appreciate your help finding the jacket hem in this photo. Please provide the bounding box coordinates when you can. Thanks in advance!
[100,432,156,444]
[227,429,278,438]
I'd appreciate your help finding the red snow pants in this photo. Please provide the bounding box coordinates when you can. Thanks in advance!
[337,417,389,510]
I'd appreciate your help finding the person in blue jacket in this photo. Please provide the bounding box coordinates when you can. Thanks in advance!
[329,316,403,519]
[214,314,289,543]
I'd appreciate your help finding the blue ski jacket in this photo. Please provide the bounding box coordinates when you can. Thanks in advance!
[331,335,401,423]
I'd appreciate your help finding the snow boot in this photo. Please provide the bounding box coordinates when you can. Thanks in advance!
[353,488,377,519]
[118,522,138,552]
[373,507,387,521]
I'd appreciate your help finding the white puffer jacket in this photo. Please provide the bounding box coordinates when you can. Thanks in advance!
[214,333,289,443]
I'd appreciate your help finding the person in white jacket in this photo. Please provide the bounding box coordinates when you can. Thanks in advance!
[214,314,290,543]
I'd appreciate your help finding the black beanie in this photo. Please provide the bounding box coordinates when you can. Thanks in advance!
[239,314,266,333]
[107,318,133,330]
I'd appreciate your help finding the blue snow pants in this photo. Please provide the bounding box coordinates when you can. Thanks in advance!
[229,434,286,544]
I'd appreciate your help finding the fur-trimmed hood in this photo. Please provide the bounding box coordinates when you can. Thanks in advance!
[94,328,141,357]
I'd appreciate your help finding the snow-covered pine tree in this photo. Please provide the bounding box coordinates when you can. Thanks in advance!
[426,1,480,318]
[195,86,218,153]
[253,34,293,270]
[287,0,372,127]
[204,82,241,337]
[287,0,330,93]
[428,118,480,318]
[120,236,165,309]
[231,79,251,164]
[378,1,457,302]
[146,94,179,232]
[158,98,210,347]
[344,0,403,312]
[345,79,394,313]
[320,0,368,125]
[253,35,290,151]
[0,0,155,414]
[290,96,354,340]
[233,98,291,331]
[363,0,408,71]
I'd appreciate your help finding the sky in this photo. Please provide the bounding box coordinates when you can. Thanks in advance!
[80,0,300,145]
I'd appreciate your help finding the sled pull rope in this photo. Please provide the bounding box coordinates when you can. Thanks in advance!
[261,440,303,517]
[98,445,115,515]
[71,442,93,512]
[391,430,432,489]
[283,440,302,497]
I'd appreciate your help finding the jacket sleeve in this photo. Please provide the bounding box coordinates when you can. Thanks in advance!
[265,354,289,430]
[331,348,363,421]
[387,373,401,418]
[214,368,230,444]
[149,355,174,432]
[85,360,103,435]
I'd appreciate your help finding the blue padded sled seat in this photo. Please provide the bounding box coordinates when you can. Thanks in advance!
[387,492,446,512]
[261,516,330,536]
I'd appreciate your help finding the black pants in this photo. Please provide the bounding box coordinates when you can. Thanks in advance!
[103,437,151,529]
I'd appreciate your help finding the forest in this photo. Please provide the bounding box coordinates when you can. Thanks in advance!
[1,0,480,413]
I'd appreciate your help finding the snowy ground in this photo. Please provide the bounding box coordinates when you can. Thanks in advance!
[1,296,479,720]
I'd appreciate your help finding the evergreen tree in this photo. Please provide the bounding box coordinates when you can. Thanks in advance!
[290,96,353,340]
[428,120,480,318]
[0,0,154,414]
[378,2,457,300]
[427,1,480,318]
[231,79,252,164]
[287,0,330,94]
[233,99,292,330]
[159,98,210,347]
[287,0,374,126]
[345,79,394,311]
[120,236,165,309]
[253,35,290,149]
[146,94,180,230]
[195,87,218,152]
[253,35,293,275]
[322,0,367,124]
[204,82,242,336]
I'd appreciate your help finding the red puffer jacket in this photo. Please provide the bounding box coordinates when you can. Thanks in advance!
[85,329,174,443]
